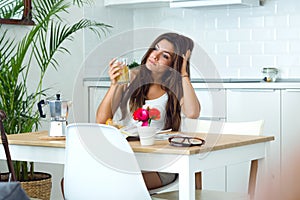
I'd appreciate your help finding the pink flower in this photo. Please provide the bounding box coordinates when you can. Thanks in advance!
[133,108,149,121]
[133,106,161,127]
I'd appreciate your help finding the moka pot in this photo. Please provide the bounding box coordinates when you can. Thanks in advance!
[37,94,72,137]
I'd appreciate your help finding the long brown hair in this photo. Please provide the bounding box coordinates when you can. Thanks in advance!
[120,32,194,131]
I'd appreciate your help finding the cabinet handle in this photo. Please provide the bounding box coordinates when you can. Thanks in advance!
[228,89,276,92]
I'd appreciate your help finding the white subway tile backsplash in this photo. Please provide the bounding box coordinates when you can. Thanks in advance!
[217,43,239,55]
[264,41,289,54]
[205,30,227,41]
[204,8,230,19]
[217,16,239,29]
[287,67,300,78]
[192,20,206,35]
[240,42,263,55]
[188,10,206,29]
[85,0,300,79]
[157,19,176,30]
[238,66,262,78]
[228,55,251,68]
[162,7,183,18]
[289,40,300,53]
[240,16,264,28]
[276,0,300,15]
[276,28,300,40]
[197,42,216,55]
[216,67,240,78]
[208,54,227,69]
[277,55,300,67]
[252,28,275,41]
[204,16,217,29]
[288,14,300,27]
[228,29,251,41]
[252,55,276,68]
[265,15,288,28]
[226,6,253,17]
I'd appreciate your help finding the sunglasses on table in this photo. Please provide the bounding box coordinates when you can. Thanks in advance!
[168,136,205,147]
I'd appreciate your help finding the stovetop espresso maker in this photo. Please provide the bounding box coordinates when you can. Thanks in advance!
[38,94,72,137]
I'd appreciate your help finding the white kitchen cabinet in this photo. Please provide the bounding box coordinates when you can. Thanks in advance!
[281,89,300,199]
[87,86,109,123]
[194,88,226,121]
[196,88,227,191]
[226,89,281,197]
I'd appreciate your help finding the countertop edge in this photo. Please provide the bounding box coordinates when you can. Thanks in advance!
[83,79,300,89]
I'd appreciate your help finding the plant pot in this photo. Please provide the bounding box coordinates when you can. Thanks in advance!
[0,172,52,200]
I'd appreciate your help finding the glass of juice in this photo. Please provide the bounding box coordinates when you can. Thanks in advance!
[116,57,129,84]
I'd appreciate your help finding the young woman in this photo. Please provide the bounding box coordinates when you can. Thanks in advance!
[96,32,201,189]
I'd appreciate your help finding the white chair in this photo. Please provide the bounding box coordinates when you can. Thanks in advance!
[179,118,264,199]
[64,123,152,200]
[64,123,184,200]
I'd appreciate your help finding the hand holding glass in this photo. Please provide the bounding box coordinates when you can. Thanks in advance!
[115,58,129,84]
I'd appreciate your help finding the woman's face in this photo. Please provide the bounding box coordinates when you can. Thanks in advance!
[146,39,174,74]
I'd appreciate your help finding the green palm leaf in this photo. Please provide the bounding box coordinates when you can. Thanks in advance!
[0,0,23,19]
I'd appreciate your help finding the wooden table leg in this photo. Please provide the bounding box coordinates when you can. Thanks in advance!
[195,172,202,189]
[248,160,258,199]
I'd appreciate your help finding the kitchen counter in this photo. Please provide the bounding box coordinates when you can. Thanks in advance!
[83,77,300,89]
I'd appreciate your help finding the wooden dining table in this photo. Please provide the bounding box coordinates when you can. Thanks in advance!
[0,130,274,200]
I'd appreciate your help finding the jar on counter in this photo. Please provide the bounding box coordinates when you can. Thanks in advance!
[262,67,279,82]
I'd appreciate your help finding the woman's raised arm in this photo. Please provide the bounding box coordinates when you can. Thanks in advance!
[96,58,126,124]
[180,50,201,118]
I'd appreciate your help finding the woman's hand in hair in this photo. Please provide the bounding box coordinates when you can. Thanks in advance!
[181,49,191,77]
[180,49,200,118]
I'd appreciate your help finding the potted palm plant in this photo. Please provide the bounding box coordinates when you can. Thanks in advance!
[0,0,111,199]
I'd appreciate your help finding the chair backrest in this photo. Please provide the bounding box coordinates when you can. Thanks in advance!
[181,118,264,136]
[221,120,264,136]
[63,123,151,200]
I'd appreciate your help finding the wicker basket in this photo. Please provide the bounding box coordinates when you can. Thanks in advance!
[1,172,52,200]
[21,172,52,200]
